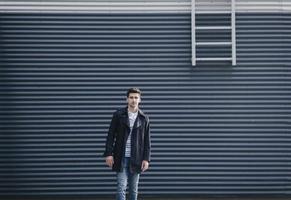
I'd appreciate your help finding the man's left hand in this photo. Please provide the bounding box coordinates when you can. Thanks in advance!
[141,160,149,172]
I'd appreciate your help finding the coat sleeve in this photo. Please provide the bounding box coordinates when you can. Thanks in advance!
[103,112,118,157]
[143,117,151,162]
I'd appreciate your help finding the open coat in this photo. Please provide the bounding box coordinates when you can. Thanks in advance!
[103,107,151,173]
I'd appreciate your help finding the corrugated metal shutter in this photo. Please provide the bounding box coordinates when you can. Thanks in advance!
[0,11,290,197]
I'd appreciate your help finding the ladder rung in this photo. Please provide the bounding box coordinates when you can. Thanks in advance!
[196,57,232,61]
[195,11,231,14]
[196,26,231,30]
[196,42,232,46]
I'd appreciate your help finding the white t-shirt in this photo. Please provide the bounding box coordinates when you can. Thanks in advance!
[125,111,138,157]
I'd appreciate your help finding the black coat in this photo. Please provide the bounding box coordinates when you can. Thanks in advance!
[103,107,151,173]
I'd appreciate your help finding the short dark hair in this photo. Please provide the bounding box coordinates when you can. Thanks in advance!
[127,88,142,97]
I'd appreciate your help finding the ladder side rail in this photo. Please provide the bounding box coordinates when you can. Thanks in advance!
[231,0,236,66]
[191,0,196,66]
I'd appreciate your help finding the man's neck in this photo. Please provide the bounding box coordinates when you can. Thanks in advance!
[128,106,138,113]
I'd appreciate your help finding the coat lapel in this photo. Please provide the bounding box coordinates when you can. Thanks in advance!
[133,115,142,129]
[120,111,130,128]
[121,107,144,129]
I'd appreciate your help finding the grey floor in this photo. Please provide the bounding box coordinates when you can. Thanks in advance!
[3,197,291,200]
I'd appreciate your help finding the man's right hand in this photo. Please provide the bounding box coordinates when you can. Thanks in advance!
[105,156,114,168]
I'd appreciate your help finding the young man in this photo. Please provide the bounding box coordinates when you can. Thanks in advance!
[103,88,151,200]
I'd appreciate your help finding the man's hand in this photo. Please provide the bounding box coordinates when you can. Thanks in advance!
[105,156,114,168]
[141,160,149,172]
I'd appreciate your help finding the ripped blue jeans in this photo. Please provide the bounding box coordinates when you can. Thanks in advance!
[116,157,140,200]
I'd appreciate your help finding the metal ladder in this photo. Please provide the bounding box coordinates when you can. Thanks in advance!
[191,0,236,66]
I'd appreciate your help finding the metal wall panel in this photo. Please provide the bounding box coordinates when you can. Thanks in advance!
[0,12,290,197]
[1,0,291,13]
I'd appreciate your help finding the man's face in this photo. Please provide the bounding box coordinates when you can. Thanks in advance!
[127,93,141,109]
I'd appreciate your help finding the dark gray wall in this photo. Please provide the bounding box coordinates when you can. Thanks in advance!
[0,13,290,197]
